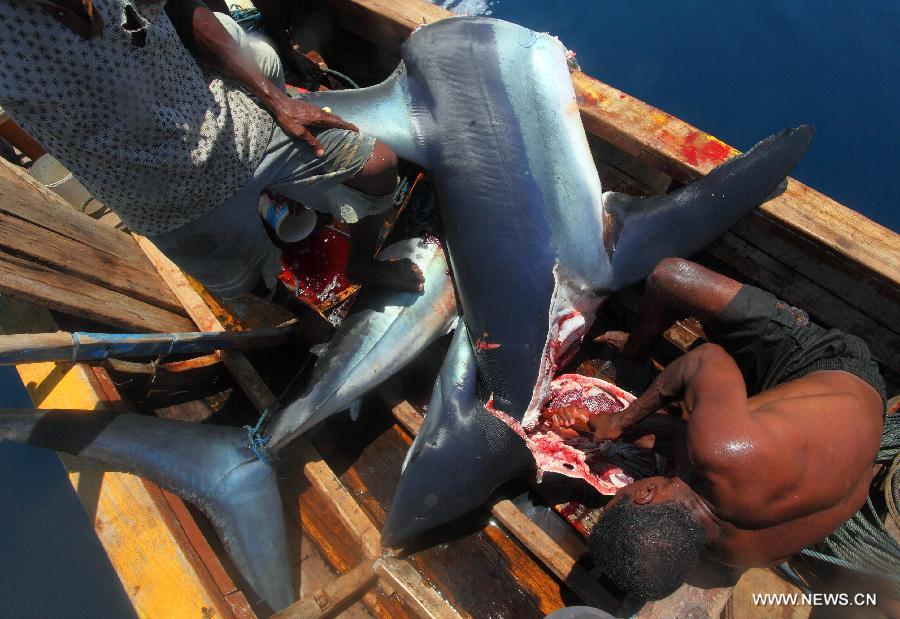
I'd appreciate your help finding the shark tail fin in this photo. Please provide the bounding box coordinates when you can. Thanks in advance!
[604,125,814,290]
[0,409,294,612]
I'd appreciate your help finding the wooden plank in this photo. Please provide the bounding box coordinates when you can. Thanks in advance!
[83,363,258,617]
[320,0,451,55]
[491,499,616,610]
[729,211,900,336]
[636,583,734,619]
[0,249,195,333]
[704,232,900,369]
[0,211,185,313]
[728,568,810,619]
[133,234,229,333]
[313,411,569,617]
[290,464,414,619]
[0,157,159,270]
[273,561,377,619]
[295,440,384,560]
[374,558,465,619]
[568,70,899,278]
[378,387,619,613]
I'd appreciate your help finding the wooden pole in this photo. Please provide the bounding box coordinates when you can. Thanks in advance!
[0,326,295,365]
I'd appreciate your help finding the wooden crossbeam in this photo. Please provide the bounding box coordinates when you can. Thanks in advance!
[272,560,377,619]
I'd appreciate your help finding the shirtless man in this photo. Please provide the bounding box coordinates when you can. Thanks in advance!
[554,257,887,600]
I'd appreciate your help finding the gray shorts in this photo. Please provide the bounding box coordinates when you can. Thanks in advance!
[150,15,389,299]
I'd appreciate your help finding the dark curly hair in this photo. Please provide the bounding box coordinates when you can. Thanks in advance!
[588,500,708,600]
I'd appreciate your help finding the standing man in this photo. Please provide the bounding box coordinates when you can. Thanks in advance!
[0,0,423,299]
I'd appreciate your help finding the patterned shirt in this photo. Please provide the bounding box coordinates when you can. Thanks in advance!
[0,0,274,234]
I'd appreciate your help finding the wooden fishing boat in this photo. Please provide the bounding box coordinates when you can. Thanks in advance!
[0,0,896,617]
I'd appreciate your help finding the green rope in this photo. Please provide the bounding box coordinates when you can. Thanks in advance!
[800,412,900,592]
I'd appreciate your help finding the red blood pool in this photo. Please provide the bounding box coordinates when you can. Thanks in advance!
[278,224,355,309]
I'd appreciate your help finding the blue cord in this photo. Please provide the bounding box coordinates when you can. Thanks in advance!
[244,409,276,466]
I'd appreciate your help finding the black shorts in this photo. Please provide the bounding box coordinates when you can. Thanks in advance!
[704,285,887,405]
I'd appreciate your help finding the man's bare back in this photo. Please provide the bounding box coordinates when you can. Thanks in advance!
[557,258,886,599]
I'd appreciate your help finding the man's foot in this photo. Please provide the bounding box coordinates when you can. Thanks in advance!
[347,258,425,293]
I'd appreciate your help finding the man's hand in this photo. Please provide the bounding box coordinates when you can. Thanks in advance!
[594,330,630,353]
[541,405,592,438]
[271,96,358,157]
[590,410,627,442]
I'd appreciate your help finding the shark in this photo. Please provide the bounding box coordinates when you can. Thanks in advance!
[0,15,812,610]
[298,16,813,545]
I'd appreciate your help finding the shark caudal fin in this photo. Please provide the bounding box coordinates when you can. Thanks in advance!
[265,238,457,453]
[0,410,293,612]
[603,125,814,290]
[381,323,534,548]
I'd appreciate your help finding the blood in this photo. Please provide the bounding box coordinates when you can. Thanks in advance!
[486,374,638,495]
[679,131,735,168]
[476,335,501,350]
[278,223,356,309]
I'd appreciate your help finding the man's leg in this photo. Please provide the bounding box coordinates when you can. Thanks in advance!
[148,183,282,299]
[263,127,423,292]
[340,141,424,293]
[598,258,743,363]
[214,11,286,92]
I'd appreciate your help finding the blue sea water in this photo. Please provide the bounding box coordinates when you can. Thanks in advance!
[1,1,898,616]
[438,0,900,232]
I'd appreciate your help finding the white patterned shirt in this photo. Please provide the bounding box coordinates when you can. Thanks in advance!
[0,0,274,234]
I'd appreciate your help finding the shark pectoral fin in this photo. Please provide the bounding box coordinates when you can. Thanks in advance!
[265,239,457,452]
[299,63,428,167]
[0,409,294,611]
[604,125,814,290]
[381,323,534,548]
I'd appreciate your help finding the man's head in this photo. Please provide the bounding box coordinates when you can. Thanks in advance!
[588,476,710,600]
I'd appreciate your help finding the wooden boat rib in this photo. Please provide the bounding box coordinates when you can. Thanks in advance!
[0,0,897,617]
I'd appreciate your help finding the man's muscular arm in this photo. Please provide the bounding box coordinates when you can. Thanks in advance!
[591,343,750,442]
[165,0,355,155]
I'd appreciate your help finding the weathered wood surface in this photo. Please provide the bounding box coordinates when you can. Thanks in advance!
[0,326,294,365]
[0,248,195,333]
[377,384,618,612]
[0,158,185,313]
[318,0,900,375]
[0,208,185,313]
[311,410,572,617]
[273,560,376,619]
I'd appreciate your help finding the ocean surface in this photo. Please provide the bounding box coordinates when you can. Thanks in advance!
[2,1,898,616]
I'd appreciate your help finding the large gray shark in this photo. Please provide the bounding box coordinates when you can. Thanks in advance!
[299,17,813,545]
[0,15,812,610]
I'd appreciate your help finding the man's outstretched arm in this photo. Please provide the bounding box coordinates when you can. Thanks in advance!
[590,342,750,442]
[165,0,355,155]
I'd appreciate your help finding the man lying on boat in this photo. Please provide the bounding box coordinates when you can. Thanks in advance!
[0,0,424,298]
[545,257,890,600]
